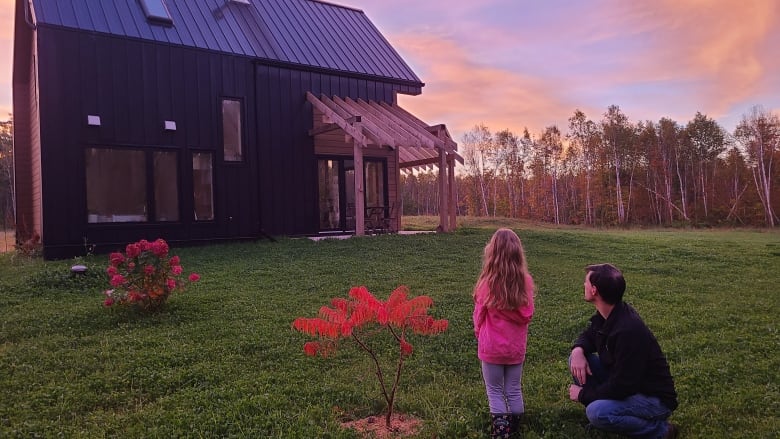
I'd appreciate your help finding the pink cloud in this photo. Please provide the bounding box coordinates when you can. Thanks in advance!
[594,0,779,119]
[393,32,582,141]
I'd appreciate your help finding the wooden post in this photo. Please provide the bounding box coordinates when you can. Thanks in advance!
[448,155,457,230]
[354,132,365,236]
[438,146,448,232]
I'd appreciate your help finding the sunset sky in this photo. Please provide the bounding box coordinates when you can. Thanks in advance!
[1,0,779,141]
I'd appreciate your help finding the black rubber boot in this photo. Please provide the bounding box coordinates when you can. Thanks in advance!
[509,413,522,435]
[490,413,511,438]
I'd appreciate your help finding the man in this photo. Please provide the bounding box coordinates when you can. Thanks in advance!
[568,263,678,438]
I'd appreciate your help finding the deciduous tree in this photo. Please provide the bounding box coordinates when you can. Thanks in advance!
[734,106,779,227]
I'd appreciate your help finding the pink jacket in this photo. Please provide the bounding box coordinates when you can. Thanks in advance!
[472,273,535,364]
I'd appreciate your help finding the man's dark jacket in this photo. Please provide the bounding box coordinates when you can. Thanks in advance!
[573,302,678,411]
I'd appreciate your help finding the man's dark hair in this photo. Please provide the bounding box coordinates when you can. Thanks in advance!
[586,263,626,305]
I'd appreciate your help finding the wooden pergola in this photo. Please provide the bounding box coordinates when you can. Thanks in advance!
[307,92,463,235]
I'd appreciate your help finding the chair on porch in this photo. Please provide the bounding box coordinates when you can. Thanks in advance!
[380,203,398,234]
[365,206,385,235]
[364,203,397,235]
[345,203,357,231]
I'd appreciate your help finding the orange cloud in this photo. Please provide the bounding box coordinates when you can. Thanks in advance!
[394,32,587,142]
[601,0,779,118]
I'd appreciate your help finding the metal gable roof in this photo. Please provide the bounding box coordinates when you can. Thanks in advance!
[29,0,423,85]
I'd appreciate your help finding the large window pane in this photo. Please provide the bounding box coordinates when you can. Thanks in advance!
[365,161,386,208]
[193,152,214,221]
[222,99,243,161]
[318,160,341,230]
[154,151,179,221]
[85,148,147,223]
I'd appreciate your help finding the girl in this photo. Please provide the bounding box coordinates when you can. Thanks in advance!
[473,228,535,438]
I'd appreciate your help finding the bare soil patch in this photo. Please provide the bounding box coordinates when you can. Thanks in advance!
[340,413,422,438]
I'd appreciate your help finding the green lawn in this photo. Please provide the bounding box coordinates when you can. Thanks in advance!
[1,220,778,438]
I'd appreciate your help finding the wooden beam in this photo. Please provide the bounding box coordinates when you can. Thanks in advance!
[306,92,366,146]
[308,123,341,136]
[332,97,397,148]
[352,98,423,148]
[399,144,435,165]
[378,101,442,148]
[399,157,439,169]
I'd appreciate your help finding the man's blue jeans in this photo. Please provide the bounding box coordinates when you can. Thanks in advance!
[571,353,673,438]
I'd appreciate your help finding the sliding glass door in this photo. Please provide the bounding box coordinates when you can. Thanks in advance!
[317,158,386,232]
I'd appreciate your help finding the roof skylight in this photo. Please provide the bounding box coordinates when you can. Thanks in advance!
[139,0,173,25]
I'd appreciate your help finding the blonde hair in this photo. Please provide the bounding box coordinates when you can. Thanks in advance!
[473,228,531,309]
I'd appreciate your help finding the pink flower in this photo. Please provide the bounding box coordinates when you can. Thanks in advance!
[144,265,155,275]
[171,265,183,275]
[188,273,200,282]
[110,274,126,287]
[170,255,180,265]
[151,239,169,257]
[128,291,142,302]
[106,266,118,276]
[125,243,141,258]
[166,279,176,290]
[109,252,125,266]
[139,239,151,251]
[103,297,114,307]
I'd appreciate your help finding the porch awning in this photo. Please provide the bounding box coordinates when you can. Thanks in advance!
[306,92,463,170]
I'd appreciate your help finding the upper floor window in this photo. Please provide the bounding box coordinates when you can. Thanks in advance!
[140,0,173,25]
[222,99,243,162]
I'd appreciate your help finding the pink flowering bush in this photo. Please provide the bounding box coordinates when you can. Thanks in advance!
[102,238,200,311]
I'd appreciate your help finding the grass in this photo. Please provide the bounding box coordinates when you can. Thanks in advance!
[1,218,779,438]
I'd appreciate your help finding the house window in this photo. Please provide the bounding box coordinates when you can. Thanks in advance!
[318,160,341,230]
[86,148,181,223]
[193,152,215,221]
[86,148,147,223]
[222,99,243,162]
[139,0,173,24]
[153,151,179,221]
[365,161,386,209]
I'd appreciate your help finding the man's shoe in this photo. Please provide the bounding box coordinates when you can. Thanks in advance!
[664,422,679,439]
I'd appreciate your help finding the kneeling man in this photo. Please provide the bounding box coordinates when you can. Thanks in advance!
[569,263,678,438]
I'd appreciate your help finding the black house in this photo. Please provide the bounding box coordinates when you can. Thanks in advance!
[13,0,461,259]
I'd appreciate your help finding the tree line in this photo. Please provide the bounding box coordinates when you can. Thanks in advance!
[2,109,778,231]
[401,105,779,227]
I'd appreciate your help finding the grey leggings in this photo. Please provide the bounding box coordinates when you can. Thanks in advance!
[481,361,525,414]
